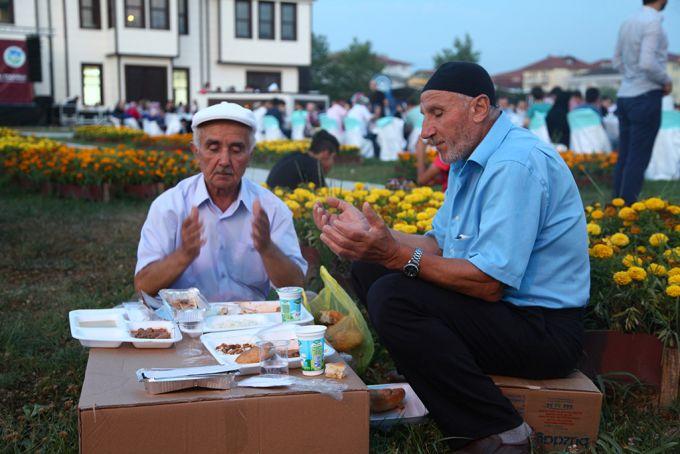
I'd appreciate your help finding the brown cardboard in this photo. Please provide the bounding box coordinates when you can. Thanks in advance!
[492,371,602,452]
[78,343,369,453]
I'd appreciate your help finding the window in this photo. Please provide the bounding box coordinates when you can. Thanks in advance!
[125,0,144,28]
[79,0,101,29]
[281,3,296,41]
[258,2,274,40]
[172,68,189,106]
[235,0,251,38]
[0,0,13,24]
[246,71,281,92]
[82,64,103,107]
[178,0,188,34]
[107,0,115,28]
[150,0,169,29]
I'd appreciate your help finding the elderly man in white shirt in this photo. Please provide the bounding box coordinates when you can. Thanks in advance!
[134,102,307,301]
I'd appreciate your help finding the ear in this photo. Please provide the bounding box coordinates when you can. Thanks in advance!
[190,141,199,156]
[470,95,491,123]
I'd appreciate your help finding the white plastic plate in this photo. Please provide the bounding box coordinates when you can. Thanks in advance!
[368,383,429,428]
[202,303,315,333]
[201,326,336,373]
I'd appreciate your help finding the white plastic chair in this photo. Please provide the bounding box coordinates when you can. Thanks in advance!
[645,110,680,181]
[290,110,307,140]
[375,116,405,161]
[165,113,182,135]
[568,108,611,153]
[143,118,164,136]
[344,117,373,158]
[110,116,121,127]
[263,115,284,141]
[124,117,140,129]
[320,113,343,143]
[529,112,551,145]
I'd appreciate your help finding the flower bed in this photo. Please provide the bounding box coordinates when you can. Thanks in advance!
[74,125,145,142]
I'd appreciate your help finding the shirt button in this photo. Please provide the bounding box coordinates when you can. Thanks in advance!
[454,215,460,221]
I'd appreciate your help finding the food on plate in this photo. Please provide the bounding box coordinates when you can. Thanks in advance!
[209,318,259,330]
[318,310,344,326]
[325,316,363,352]
[235,345,273,364]
[239,301,281,314]
[215,343,255,355]
[369,388,406,413]
[324,362,347,379]
[130,328,171,339]
[168,297,198,311]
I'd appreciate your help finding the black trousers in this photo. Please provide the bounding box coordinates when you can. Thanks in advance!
[352,262,583,449]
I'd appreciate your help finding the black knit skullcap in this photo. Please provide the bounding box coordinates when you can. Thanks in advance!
[422,61,496,105]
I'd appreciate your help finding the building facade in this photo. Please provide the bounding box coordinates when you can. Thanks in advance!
[0,0,312,108]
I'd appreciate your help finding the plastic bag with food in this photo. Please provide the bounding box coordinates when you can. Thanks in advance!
[306,266,374,373]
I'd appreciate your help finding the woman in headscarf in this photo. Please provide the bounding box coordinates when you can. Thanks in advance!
[546,89,571,147]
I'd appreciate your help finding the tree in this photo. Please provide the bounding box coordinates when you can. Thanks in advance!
[432,33,481,68]
[311,35,384,101]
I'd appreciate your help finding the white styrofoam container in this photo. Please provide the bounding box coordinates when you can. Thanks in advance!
[203,303,314,333]
[128,320,182,348]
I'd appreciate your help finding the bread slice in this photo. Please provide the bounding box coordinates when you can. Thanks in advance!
[324,362,347,379]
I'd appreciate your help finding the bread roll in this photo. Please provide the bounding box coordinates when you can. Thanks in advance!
[369,388,406,413]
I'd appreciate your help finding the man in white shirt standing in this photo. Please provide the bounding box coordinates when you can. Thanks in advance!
[134,102,307,301]
[612,0,672,203]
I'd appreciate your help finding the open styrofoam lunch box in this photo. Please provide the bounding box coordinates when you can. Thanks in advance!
[368,383,429,428]
[69,308,182,348]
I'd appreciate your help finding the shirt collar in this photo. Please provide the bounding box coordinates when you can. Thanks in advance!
[192,174,254,214]
[465,111,513,169]
[642,5,662,18]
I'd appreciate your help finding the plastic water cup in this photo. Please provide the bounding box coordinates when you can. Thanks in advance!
[277,286,303,322]
[296,325,327,376]
[257,340,289,376]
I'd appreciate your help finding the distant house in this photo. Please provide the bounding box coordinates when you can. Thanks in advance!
[377,55,413,90]
[407,69,434,90]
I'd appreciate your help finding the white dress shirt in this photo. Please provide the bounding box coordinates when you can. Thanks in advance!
[613,6,671,98]
[135,174,308,302]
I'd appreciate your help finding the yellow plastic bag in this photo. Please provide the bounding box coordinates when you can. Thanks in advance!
[305,266,374,373]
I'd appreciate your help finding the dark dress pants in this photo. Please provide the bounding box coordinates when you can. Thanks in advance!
[351,262,584,449]
[613,90,663,204]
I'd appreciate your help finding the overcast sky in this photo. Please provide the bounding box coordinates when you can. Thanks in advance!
[312,0,680,74]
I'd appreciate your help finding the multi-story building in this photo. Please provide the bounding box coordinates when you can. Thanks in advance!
[0,0,312,109]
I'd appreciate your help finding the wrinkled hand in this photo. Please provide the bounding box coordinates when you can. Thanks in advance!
[180,206,205,263]
[320,201,400,266]
[251,199,272,253]
[313,197,369,232]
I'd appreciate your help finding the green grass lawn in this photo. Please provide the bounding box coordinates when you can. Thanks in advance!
[1,178,679,453]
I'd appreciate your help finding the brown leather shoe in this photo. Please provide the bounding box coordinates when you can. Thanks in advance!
[456,434,530,454]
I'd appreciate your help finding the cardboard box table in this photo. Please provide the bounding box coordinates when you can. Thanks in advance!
[78,344,369,454]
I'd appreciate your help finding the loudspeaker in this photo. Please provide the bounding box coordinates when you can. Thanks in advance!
[26,35,42,82]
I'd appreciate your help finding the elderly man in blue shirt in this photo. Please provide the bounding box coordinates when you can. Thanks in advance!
[135,102,307,301]
[313,62,589,453]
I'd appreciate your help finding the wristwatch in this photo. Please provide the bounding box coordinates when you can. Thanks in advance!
[403,248,423,278]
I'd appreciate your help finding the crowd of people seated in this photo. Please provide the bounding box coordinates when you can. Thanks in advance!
[110,99,199,135]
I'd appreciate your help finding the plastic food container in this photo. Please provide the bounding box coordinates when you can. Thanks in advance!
[128,320,182,348]
[158,288,209,320]
[368,383,429,428]
[277,287,304,322]
[296,325,327,376]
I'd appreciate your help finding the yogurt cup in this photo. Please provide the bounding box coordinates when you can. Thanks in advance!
[277,286,304,322]
[296,325,327,376]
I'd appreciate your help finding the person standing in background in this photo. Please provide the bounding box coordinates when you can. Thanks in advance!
[612,0,672,203]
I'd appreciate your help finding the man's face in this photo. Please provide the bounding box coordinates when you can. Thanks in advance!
[420,90,477,164]
[317,150,336,174]
[191,121,252,195]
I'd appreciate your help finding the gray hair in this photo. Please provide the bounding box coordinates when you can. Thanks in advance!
[192,124,257,153]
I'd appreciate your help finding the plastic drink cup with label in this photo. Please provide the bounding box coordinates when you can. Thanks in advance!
[277,286,303,322]
[296,325,327,376]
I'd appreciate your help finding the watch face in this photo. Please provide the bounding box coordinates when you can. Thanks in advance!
[404,263,419,277]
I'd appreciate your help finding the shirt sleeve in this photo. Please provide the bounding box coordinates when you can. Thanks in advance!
[269,200,309,277]
[639,19,671,85]
[135,199,180,275]
[466,161,546,289]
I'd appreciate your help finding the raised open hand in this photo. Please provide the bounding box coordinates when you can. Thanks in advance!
[180,206,205,262]
[251,199,272,253]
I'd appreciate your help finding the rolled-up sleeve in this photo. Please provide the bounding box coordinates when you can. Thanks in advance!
[269,202,308,276]
[135,200,180,275]
[467,162,545,289]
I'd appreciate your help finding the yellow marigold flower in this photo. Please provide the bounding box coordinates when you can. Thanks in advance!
[591,209,604,220]
[585,205,593,213]
[622,254,643,267]
[631,202,646,212]
[668,267,680,277]
[307,182,316,190]
[636,246,647,254]
[610,233,630,247]
[613,271,632,286]
[666,285,680,298]
[668,275,680,285]
[627,266,647,281]
[617,207,637,221]
[648,263,667,276]
[354,182,364,190]
[589,244,614,259]
[667,205,680,215]
[388,196,400,204]
[586,223,601,236]
[675,225,680,232]
[649,233,669,247]
[644,197,665,210]
[611,198,625,207]
[274,188,284,197]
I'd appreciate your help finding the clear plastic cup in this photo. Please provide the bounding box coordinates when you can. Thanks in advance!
[296,325,327,376]
[277,286,303,322]
[257,340,289,376]
[176,309,205,357]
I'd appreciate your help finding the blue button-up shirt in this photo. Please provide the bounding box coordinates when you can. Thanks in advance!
[427,113,590,309]
[135,174,307,302]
